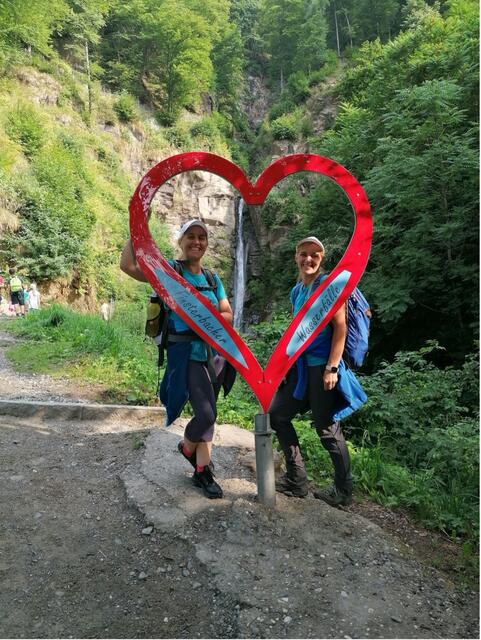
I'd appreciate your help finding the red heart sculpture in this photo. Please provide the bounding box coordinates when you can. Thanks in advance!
[130,152,372,412]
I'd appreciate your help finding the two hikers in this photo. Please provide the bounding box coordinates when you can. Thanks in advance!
[121,225,366,504]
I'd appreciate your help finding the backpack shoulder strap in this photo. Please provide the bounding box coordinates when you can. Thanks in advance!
[173,260,218,295]
[173,259,184,275]
[201,267,217,290]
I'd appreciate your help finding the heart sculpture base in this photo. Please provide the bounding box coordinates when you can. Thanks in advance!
[129,152,372,412]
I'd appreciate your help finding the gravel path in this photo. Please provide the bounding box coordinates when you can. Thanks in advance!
[0,324,478,638]
[0,327,100,404]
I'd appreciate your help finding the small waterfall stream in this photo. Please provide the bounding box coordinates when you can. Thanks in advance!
[233,198,246,330]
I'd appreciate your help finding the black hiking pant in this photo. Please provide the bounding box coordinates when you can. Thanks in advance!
[269,365,352,491]
[184,356,225,443]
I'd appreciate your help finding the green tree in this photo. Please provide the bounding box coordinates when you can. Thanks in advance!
[211,22,245,112]
[55,0,112,112]
[230,0,263,71]
[316,2,479,363]
[259,0,329,88]
[362,80,478,355]
[101,0,214,119]
[0,0,68,55]
[328,0,403,53]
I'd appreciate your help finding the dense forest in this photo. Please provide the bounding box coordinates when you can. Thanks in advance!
[0,0,479,546]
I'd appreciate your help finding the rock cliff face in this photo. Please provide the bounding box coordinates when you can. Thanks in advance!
[153,171,236,276]
[240,75,270,129]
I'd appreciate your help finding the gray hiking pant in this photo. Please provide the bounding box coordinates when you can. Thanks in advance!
[269,365,352,491]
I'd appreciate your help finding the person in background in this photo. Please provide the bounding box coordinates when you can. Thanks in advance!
[22,284,29,313]
[269,236,367,506]
[28,283,41,311]
[0,295,9,315]
[7,268,25,317]
[100,302,111,321]
[120,219,235,499]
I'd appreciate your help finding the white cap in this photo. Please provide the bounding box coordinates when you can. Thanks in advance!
[177,219,208,241]
[296,236,325,252]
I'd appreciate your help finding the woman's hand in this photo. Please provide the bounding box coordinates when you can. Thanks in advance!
[218,298,233,325]
[323,370,338,391]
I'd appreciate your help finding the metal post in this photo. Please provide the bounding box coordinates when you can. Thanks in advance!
[254,413,276,507]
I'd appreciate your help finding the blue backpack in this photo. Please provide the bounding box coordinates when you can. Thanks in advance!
[344,286,371,367]
[292,274,371,368]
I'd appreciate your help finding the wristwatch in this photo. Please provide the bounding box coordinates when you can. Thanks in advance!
[325,364,338,373]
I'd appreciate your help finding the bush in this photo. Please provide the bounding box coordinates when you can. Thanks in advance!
[58,131,83,157]
[164,125,193,150]
[287,71,310,104]
[300,115,314,138]
[351,344,478,451]
[345,344,479,538]
[6,105,44,157]
[189,116,220,139]
[229,140,249,173]
[113,93,137,123]
[2,136,96,280]
[268,95,294,121]
[188,115,230,153]
[155,110,176,127]
[271,113,298,141]
[308,50,339,86]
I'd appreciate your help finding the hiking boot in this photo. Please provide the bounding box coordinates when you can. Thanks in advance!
[192,467,223,499]
[313,483,352,507]
[177,441,214,472]
[275,472,308,498]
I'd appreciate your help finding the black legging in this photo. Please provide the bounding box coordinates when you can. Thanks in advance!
[269,365,352,490]
[184,357,224,443]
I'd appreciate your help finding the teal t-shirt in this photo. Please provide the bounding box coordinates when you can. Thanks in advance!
[167,263,227,361]
[290,280,332,366]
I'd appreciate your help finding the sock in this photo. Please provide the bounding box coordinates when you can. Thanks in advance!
[182,444,194,458]
[196,464,206,473]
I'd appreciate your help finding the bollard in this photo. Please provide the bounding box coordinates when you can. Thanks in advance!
[254,413,276,507]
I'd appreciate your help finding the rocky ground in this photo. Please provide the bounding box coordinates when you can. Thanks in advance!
[0,324,478,639]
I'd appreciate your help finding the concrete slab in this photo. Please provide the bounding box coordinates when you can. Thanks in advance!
[0,399,166,421]
[122,420,260,531]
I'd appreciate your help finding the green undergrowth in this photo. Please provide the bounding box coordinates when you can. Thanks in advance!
[5,303,158,404]
[4,306,479,560]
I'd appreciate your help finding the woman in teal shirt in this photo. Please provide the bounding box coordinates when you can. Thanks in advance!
[121,219,234,499]
[269,236,357,506]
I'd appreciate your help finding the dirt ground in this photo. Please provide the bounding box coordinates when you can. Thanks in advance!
[0,325,478,639]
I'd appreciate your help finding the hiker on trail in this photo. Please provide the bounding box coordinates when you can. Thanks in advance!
[270,237,367,507]
[100,302,111,321]
[28,283,41,311]
[7,268,25,317]
[120,219,235,499]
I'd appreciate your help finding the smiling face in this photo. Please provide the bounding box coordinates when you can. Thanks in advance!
[295,242,324,282]
[179,225,208,262]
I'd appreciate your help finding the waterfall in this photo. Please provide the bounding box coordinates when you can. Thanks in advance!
[233,198,246,330]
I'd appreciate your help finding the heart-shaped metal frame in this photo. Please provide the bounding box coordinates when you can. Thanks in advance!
[130,152,372,411]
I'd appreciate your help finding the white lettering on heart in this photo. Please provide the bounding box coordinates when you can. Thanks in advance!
[286,270,351,357]
[153,267,248,368]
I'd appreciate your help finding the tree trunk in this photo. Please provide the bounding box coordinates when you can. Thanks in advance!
[333,0,341,57]
[85,40,92,114]
[344,11,353,48]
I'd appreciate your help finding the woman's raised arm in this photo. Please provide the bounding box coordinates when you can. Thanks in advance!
[120,239,148,283]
